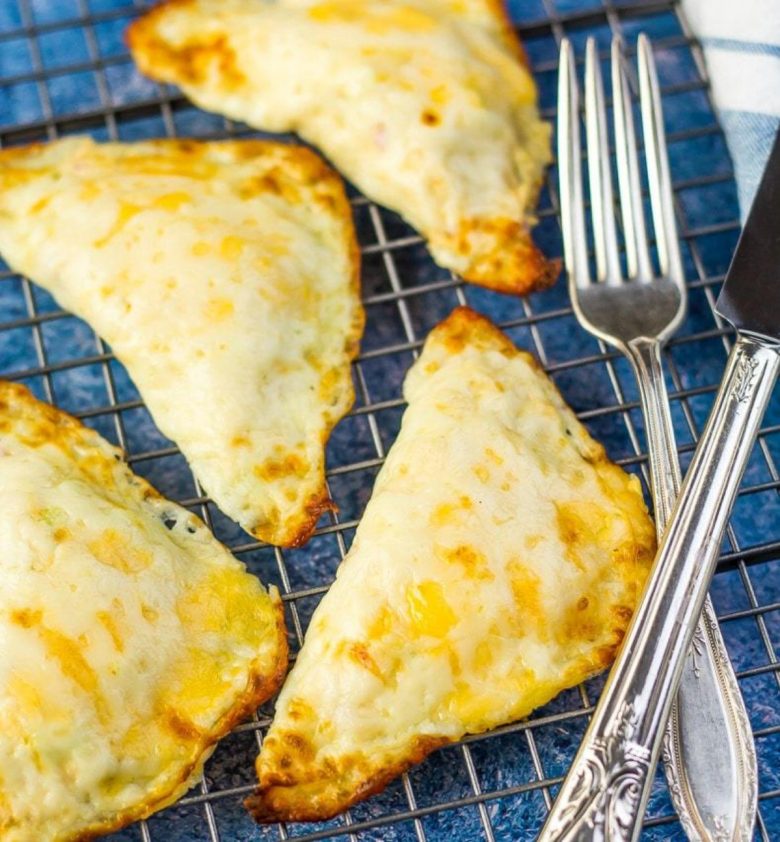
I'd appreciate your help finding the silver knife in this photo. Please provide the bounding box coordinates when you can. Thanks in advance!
[538,128,780,841]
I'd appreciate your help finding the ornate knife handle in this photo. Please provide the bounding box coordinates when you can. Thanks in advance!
[538,334,779,842]
[628,337,758,842]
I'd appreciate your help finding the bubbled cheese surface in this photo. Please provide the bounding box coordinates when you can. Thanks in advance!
[128,0,556,294]
[248,307,655,823]
[0,381,287,841]
[0,137,363,547]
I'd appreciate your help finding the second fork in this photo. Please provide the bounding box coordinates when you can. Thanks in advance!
[550,34,757,841]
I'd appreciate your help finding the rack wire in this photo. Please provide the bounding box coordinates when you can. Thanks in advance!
[0,0,778,839]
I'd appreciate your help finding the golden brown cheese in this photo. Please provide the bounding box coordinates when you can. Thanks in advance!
[247,307,655,822]
[128,0,558,294]
[0,381,287,841]
[0,137,363,547]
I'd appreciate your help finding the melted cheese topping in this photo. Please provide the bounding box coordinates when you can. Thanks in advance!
[247,307,655,823]
[0,137,362,547]
[128,0,557,294]
[0,382,287,841]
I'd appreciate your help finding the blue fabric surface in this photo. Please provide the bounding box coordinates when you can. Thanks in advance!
[0,1,778,841]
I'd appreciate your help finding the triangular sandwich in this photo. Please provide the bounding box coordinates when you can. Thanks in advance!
[128,0,557,294]
[247,307,654,821]
[0,137,363,547]
[0,381,287,840]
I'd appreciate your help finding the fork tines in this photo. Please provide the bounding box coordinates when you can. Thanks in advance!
[557,34,685,290]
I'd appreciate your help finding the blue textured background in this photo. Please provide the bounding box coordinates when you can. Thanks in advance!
[0,0,779,840]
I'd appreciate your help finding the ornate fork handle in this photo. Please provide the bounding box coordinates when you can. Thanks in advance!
[628,337,758,841]
[538,335,779,842]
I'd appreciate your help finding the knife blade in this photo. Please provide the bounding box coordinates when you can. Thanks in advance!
[717,130,780,339]
[538,127,780,841]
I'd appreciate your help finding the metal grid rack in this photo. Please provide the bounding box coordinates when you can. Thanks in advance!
[0,0,779,839]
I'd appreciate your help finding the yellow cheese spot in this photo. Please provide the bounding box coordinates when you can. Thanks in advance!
[53,526,69,542]
[309,1,435,32]
[33,505,67,527]
[6,675,69,726]
[445,644,461,677]
[120,720,155,762]
[347,642,383,680]
[254,452,309,481]
[141,604,159,624]
[205,296,235,321]
[166,647,233,720]
[506,558,546,639]
[8,675,43,715]
[485,447,504,466]
[220,234,245,259]
[430,84,450,106]
[0,167,51,193]
[95,770,132,800]
[88,528,153,574]
[457,691,495,730]
[524,534,544,550]
[153,191,191,212]
[318,366,341,402]
[376,5,436,31]
[176,567,269,646]
[436,543,494,581]
[473,639,493,673]
[96,610,124,653]
[37,626,109,722]
[473,464,490,483]
[447,665,541,728]
[430,495,473,527]
[10,608,42,629]
[406,580,456,638]
[143,155,220,180]
[192,240,210,256]
[78,180,100,201]
[555,502,601,572]
[94,201,142,248]
[367,604,393,641]
[447,682,501,725]
[30,196,51,215]
[287,697,315,722]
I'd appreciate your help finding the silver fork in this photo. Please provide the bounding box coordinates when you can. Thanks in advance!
[551,34,757,840]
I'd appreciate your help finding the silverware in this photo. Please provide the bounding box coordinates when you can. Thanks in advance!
[551,34,757,840]
[538,98,780,841]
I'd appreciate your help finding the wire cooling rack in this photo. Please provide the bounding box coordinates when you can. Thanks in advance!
[1,0,779,839]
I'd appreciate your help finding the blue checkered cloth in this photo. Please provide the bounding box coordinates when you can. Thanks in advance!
[683,0,780,217]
